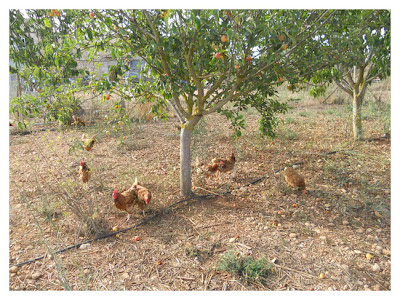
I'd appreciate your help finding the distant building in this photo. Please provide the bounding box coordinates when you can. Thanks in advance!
[9,54,147,99]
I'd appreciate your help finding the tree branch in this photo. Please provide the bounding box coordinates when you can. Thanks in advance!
[167,99,184,122]
[128,11,156,41]
[203,78,243,115]
[250,10,337,80]
[334,77,353,96]
[356,65,365,87]
[346,71,355,87]
[171,92,191,119]
[204,74,227,101]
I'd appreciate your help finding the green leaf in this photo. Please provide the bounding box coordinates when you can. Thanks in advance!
[87,29,93,41]
[227,29,233,42]
[194,16,201,30]
[286,32,296,44]
[105,17,112,27]
[44,18,51,28]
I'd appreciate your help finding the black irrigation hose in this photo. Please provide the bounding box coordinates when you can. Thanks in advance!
[10,128,58,136]
[10,134,389,268]
[365,135,390,143]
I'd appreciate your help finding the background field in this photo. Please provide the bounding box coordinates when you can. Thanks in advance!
[9,79,390,291]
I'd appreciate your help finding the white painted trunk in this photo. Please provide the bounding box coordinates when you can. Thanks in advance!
[179,115,202,197]
[180,126,193,197]
[352,95,363,141]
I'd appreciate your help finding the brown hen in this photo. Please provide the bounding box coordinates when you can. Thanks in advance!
[79,160,91,189]
[112,186,139,222]
[218,152,236,173]
[130,178,152,215]
[82,134,96,151]
[284,167,306,194]
[72,115,85,126]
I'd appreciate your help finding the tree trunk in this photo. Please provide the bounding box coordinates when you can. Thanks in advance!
[335,65,369,141]
[179,115,201,197]
[352,94,363,140]
[16,73,22,98]
[16,73,24,122]
[180,126,192,197]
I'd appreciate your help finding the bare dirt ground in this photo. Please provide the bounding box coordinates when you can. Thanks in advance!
[9,99,390,291]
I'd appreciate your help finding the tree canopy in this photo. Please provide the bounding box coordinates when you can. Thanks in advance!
[310,10,390,97]
[309,10,390,140]
[10,9,337,134]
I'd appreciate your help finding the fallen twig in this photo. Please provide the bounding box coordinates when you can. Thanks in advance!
[177,276,196,281]
[271,263,317,279]
[236,242,252,250]
[194,186,223,196]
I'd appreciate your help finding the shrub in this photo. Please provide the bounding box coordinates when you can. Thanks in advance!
[216,251,273,284]
[281,128,298,140]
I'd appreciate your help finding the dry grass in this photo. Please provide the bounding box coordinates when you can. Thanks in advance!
[9,80,390,291]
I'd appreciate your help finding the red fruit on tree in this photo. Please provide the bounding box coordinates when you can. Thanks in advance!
[161,10,168,18]
[215,52,221,59]
[221,35,228,43]
[246,56,252,62]
[235,64,240,69]
[90,12,94,18]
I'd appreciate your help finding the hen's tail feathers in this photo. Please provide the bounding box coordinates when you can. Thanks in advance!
[130,177,139,190]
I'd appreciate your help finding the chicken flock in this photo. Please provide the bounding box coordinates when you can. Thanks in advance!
[195,151,236,177]
[77,133,153,222]
[77,129,306,222]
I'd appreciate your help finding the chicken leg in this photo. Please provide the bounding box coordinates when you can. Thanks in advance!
[126,213,131,222]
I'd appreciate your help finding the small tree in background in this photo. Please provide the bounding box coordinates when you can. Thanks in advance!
[309,10,390,140]
[9,9,87,127]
